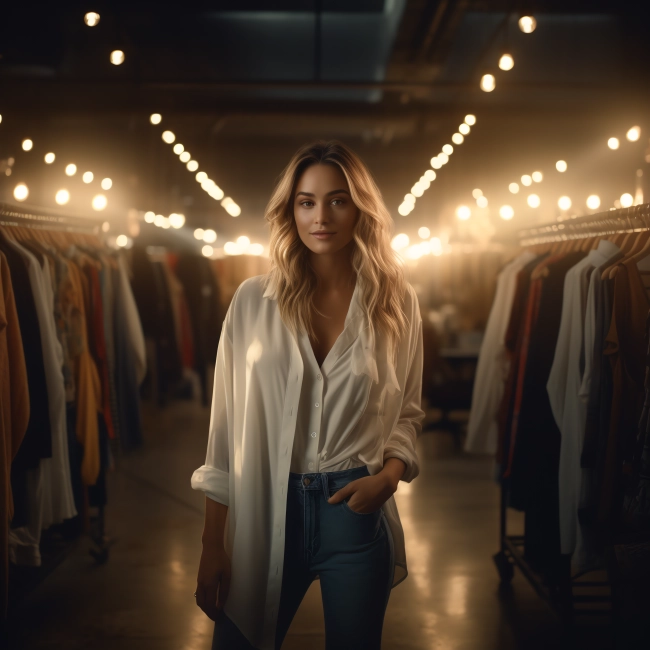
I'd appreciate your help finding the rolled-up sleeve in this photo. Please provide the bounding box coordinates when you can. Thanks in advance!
[190,318,233,506]
[383,290,425,483]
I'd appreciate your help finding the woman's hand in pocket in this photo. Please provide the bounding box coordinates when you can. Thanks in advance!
[327,473,396,514]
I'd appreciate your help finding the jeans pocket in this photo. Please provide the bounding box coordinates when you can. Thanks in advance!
[341,496,382,516]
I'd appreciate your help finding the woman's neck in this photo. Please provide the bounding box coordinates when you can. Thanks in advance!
[309,244,356,291]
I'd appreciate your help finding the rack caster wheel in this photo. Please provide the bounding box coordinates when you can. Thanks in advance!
[493,551,514,583]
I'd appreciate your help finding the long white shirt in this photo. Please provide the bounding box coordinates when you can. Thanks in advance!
[465,251,536,454]
[547,240,619,572]
[191,273,424,650]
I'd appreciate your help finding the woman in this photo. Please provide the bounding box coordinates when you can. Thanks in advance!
[191,140,425,650]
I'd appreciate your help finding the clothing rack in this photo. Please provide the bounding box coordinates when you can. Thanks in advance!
[493,202,650,629]
[0,202,113,629]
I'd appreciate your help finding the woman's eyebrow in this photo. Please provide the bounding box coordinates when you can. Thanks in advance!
[296,189,350,198]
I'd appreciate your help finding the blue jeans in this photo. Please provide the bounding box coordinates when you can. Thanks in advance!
[212,465,395,650]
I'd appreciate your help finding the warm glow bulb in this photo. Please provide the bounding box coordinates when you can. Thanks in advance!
[430,157,442,169]
[464,114,476,126]
[424,170,436,181]
[203,229,217,244]
[13,183,29,202]
[509,182,520,194]
[405,193,416,204]
[224,242,240,256]
[586,195,601,210]
[44,152,55,164]
[187,160,199,172]
[499,53,514,71]
[521,174,532,186]
[398,204,410,216]
[22,139,33,151]
[499,205,514,220]
[558,196,572,210]
[110,50,125,66]
[626,126,641,142]
[154,215,165,227]
[477,196,488,208]
[480,74,496,92]
[196,171,208,183]
[92,194,107,211]
[144,211,155,223]
[202,245,214,258]
[620,193,634,208]
[532,171,543,183]
[249,244,264,256]
[116,235,128,247]
[65,163,77,176]
[459,123,470,135]
[472,189,483,199]
[82,171,94,184]
[55,189,70,205]
[556,160,567,172]
[169,213,186,229]
[527,194,541,208]
[226,203,241,217]
[438,153,449,165]
[150,113,162,125]
[194,228,205,240]
[162,130,176,144]
[179,151,191,163]
[391,234,410,251]
[518,16,537,33]
[608,137,620,150]
[84,12,100,27]
[418,227,431,239]
[173,143,184,155]
[237,236,250,249]
[451,133,464,145]
[456,205,471,220]
[442,144,453,155]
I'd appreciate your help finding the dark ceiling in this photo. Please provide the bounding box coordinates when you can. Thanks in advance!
[0,1,647,243]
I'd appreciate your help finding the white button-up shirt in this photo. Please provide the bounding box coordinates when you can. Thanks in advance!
[191,273,424,650]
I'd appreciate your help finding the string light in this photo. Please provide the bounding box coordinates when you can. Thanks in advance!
[84,12,100,27]
[480,74,496,92]
[477,196,488,208]
[532,171,543,183]
[418,227,431,239]
[499,53,514,71]
[173,143,184,154]
[116,235,128,247]
[586,195,601,210]
[391,234,409,251]
[459,123,470,135]
[620,193,633,208]
[558,196,572,210]
[203,229,217,244]
[456,205,471,220]
[179,151,191,163]
[224,242,241,255]
[237,235,251,249]
[509,183,520,194]
[430,157,442,169]
[521,174,532,186]
[556,160,567,172]
[607,137,619,150]
[55,189,70,205]
[202,245,214,258]
[150,113,162,125]
[194,228,205,240]
[442,144,454,155]
[22,139,33,151]
[101,178,112,190]
[249,243,264,256]
[518,16,537,33]
[626,126,641,142]
[162,131,176,144]
[169,213,186,229]
[144,211,155,223]
[110,50,125,66]
[424,170,436,181]
[196,171,208,183]
[452,133,464,145]
[92,194,107,211]
[82,171,94,183]
[464,115,476,126]
[187,160,199,172]
[527,194,541,208]
[472,189,483,199]
[499,205,514,220]
[154,215,165,227]
[65,164,77,176]
[13,183,29,201]
[438,153,449,165]
[44,152,56,164]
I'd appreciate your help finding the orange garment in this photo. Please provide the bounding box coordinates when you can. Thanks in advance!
[0,251,30,619]
[66,260,102,486]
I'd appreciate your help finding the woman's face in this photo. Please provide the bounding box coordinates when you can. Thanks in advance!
[293,163,360,256]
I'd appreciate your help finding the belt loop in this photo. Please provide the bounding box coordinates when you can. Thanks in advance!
[321,472,328,500]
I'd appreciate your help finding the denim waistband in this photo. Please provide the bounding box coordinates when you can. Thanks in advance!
[288,465,370,500]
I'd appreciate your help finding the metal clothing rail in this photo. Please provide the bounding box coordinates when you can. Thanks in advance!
[517,202,650,246]
[0,200,102,233]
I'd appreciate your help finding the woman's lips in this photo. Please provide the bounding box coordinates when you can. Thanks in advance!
[311,232,336,239]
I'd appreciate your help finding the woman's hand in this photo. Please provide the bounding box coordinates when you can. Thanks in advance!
[327,473,396,514]
[195,545,231,621]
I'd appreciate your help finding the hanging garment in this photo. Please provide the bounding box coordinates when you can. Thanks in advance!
[191,275,424,650]
[547,239,620,572]
[0,251,30,620]
[465,250,536,454]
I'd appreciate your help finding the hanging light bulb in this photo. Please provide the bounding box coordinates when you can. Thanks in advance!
[499,205,514,220]
[55,189,70,205]
[477,196,488,208]
[499,53,514,71]
[65,163,77,176]
[196,171,208,183]
[150,113,162,125]
[110,50,125,66]
[626,126,641,142]
[418,227,431,239]
[456,205,471,220]
[558,196,572,210]
[22,139,33,151]
[84,12,100,27]
[518,16,537,34]
[464,114,476,126]
[451,133,464,145]
[203,229,217,244]
[459,123,470,135]
[424,170,436,181]
[202,245,214,258]
[179,151,191,163]
[13,183,29,201]
[430,157,442,169]
[480,74,496,92]
[532,171,543,183]
[509,182,520,194]
[92,194,107,211]
[442,144,454,155]
[556,160,568,172]
[620,193,634,208]
[187,160,199,172]
[101,178,112,190]
[162,130,176,144]
[44,152,56,164]
[144,211,156,223]
[173,143,184,155]
[527,194,541,208]
[608,137,620,150]
[82,171,94,183]
[194,228,205,240]
[586,195,601,210]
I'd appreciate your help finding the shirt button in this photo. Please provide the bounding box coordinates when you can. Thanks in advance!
[315,402,319,408]
[317,374,322,380]
[311,431,317,438]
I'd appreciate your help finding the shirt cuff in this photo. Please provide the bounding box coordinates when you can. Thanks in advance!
[191,465,229,506]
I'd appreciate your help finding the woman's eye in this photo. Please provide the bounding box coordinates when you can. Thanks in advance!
[301,201,314,207]
[331,199,344,205]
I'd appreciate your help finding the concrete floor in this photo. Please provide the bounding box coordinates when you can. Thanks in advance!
[5,397,616,650]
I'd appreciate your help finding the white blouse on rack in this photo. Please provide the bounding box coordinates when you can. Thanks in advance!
[191,273,424,650]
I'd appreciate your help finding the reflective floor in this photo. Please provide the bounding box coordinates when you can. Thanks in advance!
[6,397,616,650]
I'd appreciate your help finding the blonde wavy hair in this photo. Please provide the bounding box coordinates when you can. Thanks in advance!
[262,139,408,364]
